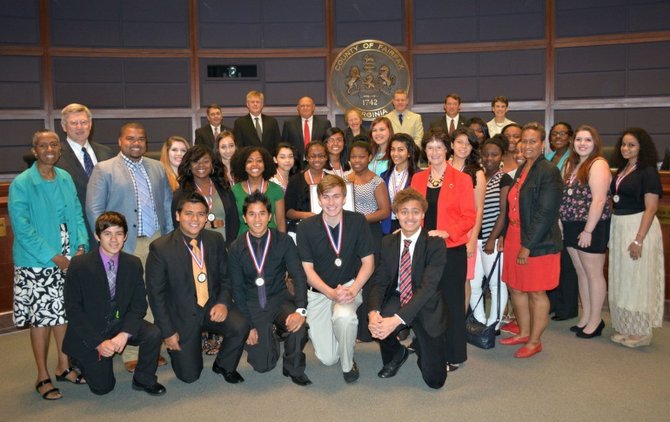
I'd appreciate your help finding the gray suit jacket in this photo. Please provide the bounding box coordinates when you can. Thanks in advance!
[384,109,424,146]
[86,153,173,253]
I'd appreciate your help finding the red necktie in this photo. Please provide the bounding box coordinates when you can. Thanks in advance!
[303,119,310,147]
[399,239,413,306]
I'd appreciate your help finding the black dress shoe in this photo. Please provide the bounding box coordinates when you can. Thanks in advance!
[343,361,359,384]
[131,379,166,396]
[570,325,585,333]
[377,347,409,378]
[282,369,312,386]
[576,320,605,339]
[212,362,245,384]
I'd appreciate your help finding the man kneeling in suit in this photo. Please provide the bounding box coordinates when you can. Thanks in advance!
[146,192,250,384]
[368,188,448,389]
[64,212,166,396]
[228,192,311,386]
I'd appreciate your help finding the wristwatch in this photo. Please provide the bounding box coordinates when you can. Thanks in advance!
[295,308,307,317]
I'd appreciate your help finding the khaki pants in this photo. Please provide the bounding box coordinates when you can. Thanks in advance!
[306,280,362,372]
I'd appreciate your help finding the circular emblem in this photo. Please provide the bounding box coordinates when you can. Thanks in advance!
[330,40,410,121]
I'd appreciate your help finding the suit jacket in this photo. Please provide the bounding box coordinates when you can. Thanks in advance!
[281,115,332,165]
[194,125,230,152]
[429,114,467,133]
[56,140,114,238]
[145,229,232,342]
[384,110,424,146]
[368,229,447,336]
[86,153,174,253]
[233,114,281,154]
[63,249,147,357]
[410,164,476,248]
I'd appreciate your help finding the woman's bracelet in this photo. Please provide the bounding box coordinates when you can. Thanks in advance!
[633,239,642,247]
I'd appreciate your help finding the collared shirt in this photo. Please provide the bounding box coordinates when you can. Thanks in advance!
[250,113,263,132]
[228,229,308,321]
[67,137,98,170]
[99,249,119,278]
[296,210,374,289]
[397,229,420,292]
[210,125,221,136]
[446,115,460,129]
[120,153,159,237]
[303,116,313,137]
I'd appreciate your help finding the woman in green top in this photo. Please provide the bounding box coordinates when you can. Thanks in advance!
[231,146,286,234]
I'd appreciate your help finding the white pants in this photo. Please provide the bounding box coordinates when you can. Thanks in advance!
[306,280,362,372]
[469,239,508,330]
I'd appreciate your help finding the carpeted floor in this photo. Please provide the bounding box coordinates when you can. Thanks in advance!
[1,313,667,422]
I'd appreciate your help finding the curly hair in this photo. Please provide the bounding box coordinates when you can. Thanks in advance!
[177,144,229,191]
[230,146,276,181]
[611,127,659,170]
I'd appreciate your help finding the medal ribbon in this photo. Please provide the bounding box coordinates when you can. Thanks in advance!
[196,180,213,209]
[615,163,637,195]
[322,215,343,258]
[390,167,408,198]
[246,179,265,195]
[246,231,271,277]
[183,238,205,271]
[307,169,325,185]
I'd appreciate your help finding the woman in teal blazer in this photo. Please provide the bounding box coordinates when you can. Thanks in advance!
[9,130,88,400]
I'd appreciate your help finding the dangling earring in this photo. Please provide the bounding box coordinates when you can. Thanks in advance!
[499,162,504,170]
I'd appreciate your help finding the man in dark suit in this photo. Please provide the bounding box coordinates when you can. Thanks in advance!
[368,188,448,389]
[430,93,467,136]
[194,104,229,152]
[233,90,281,155]
[228,192,311,386]
[64,212,165,396]
[146,192,250,384]
[281,96,332,167]
[58,103,114,240]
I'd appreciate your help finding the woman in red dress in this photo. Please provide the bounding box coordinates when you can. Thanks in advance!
[501,123,563,358]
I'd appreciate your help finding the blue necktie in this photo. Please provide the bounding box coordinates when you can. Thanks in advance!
[82,147,94,176]
[398,113,404,125]
[133,164,157,237]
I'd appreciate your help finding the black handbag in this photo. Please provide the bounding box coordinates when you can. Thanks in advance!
[465,252,501,349]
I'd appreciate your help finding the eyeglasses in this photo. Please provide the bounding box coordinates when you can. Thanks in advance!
[551,131,569,137]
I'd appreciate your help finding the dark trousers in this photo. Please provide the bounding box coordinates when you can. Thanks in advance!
[443,245,467,364]
[548,249,579,319]
[378,294,447,389]
[169,303,250,383]
[77,320,161,395]
[244,292,307,376]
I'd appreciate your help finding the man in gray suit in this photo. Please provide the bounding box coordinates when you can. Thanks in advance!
[383,89,424,149]
[86,122,173,371]
[57,103,114,240]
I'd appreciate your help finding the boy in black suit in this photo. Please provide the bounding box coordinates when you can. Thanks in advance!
[368,188,449,389]
[64,212,165,396]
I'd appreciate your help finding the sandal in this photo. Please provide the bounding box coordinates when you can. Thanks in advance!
[56,367,86,384]
[35,378,62,400]
[204,335,221,356]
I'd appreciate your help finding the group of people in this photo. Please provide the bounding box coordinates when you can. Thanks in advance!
[9,91,665,401]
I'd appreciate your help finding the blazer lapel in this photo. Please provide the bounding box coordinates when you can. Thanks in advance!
[412,230,428,287]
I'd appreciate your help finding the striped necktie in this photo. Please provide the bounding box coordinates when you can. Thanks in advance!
[399,239,413,306]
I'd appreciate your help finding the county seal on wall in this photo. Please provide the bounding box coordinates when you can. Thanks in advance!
[330,40,410,121]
